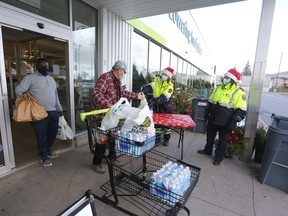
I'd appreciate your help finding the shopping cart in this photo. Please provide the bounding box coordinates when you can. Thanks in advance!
[80,110,201,216]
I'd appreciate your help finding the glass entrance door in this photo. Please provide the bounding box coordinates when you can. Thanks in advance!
[0,26,71,169]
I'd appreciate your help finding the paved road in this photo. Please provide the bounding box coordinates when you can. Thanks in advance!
[259,92,288,126]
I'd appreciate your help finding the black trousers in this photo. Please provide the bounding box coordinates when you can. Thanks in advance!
[93,140,116,165]
[204,121,230,162]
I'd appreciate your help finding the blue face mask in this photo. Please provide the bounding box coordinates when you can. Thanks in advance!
[222,78,231,85]
[161,75,168,81]
[120,74,125,80]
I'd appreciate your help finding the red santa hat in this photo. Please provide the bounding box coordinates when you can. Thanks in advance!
[224,69,242,85]
[162,67,174,78]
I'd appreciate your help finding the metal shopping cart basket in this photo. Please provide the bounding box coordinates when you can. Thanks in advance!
[80,110,201,216]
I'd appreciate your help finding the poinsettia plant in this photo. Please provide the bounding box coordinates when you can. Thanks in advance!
[225,126,245,158]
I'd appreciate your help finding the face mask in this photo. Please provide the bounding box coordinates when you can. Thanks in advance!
[38,67,49,76]
[161,75,168,81]
[222,78,231,85]
[120,74,125,80]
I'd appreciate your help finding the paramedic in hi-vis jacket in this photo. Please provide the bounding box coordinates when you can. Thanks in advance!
[198,69,247,166]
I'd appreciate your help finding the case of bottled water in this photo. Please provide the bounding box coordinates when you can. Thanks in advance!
[149,161,192,206]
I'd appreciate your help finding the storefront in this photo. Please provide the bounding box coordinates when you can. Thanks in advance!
[0,0,217,176]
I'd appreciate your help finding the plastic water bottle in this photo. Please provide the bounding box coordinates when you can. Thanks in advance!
[168,179,178,206]
[183,167,191,191]
[162,173,171,199]
[127,132,133,155]
[150,172,157,195]
[156,172,165,198]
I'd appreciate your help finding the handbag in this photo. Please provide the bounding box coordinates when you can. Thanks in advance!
[13,93,48,122]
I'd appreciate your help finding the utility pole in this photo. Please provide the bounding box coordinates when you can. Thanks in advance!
[275,51,283,92]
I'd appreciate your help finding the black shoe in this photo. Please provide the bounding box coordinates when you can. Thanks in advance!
[213,160,221,166]
[197,149,211,155]
[164,140,170,146]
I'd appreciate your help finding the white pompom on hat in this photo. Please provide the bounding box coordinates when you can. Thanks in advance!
[224,69,242,85]
[161,67,174,78]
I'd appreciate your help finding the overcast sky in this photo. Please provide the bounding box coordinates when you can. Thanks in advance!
[191,0,288,75]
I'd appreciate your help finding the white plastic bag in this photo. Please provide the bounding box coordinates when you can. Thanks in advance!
[57,125,67,140]
[57,116,75,140]
[121,98,154,132]
[100,97,132,130]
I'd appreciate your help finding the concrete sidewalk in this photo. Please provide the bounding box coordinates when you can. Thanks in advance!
[0,130,287,216]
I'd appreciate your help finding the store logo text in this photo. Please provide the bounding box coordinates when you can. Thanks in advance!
[168,12,202,55]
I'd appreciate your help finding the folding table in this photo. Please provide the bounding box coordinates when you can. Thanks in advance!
[153,113,196,160]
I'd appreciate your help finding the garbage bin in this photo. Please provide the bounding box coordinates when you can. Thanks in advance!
[258,114,288,192]
[191,98,208,133]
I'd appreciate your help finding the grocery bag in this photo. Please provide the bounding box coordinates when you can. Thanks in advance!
[13,93,47,122]
[100,97,138,130]
[121,98,154,132]
[57,116,74,140]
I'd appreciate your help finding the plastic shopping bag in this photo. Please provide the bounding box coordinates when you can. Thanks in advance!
[121,98,154,132]
[57,125,67,140]
[57,116,75,140]
[100,97,133,130]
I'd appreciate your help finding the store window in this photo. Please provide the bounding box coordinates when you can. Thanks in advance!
[132,32,149,91]
[182,61,188,85]
[1,0,69,25]
[177,58,183,83]
[72,0,97,132]
[148,42,161,74]
[187,64,193,86]
[171,54,178,76]
[161,48,170,70]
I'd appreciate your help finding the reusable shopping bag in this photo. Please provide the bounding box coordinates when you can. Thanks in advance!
[13,93,47,122]
[57,116,75,140]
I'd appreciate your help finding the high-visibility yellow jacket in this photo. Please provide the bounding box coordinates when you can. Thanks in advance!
[206,82,247,126]
[142,77,174,113]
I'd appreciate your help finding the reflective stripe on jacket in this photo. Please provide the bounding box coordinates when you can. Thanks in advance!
[150,77,174,99]
[206,83,247,126]
[149,77,174,113]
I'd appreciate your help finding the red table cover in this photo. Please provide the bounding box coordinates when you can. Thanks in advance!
[153,113,196,128]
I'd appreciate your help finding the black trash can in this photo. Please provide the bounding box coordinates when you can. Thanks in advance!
[258,114,288,192]
[191,98,208,134]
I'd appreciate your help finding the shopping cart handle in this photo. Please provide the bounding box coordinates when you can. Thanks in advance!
[80,108,110,122]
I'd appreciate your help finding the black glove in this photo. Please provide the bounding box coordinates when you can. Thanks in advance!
[148,98,157,107]
[227,119,237,131]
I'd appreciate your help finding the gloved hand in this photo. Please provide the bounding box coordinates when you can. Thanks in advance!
[148,98,157,107]
[226,119,237,131]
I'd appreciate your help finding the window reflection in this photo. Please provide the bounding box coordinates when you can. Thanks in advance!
[132,33,149,91]
[131,31,212,100]
[1,0,69,25]
[161,48,170,69]
[148,42,161,75]
[177,59,183,83]
[72,0,97,132]
[171,54,178,75]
